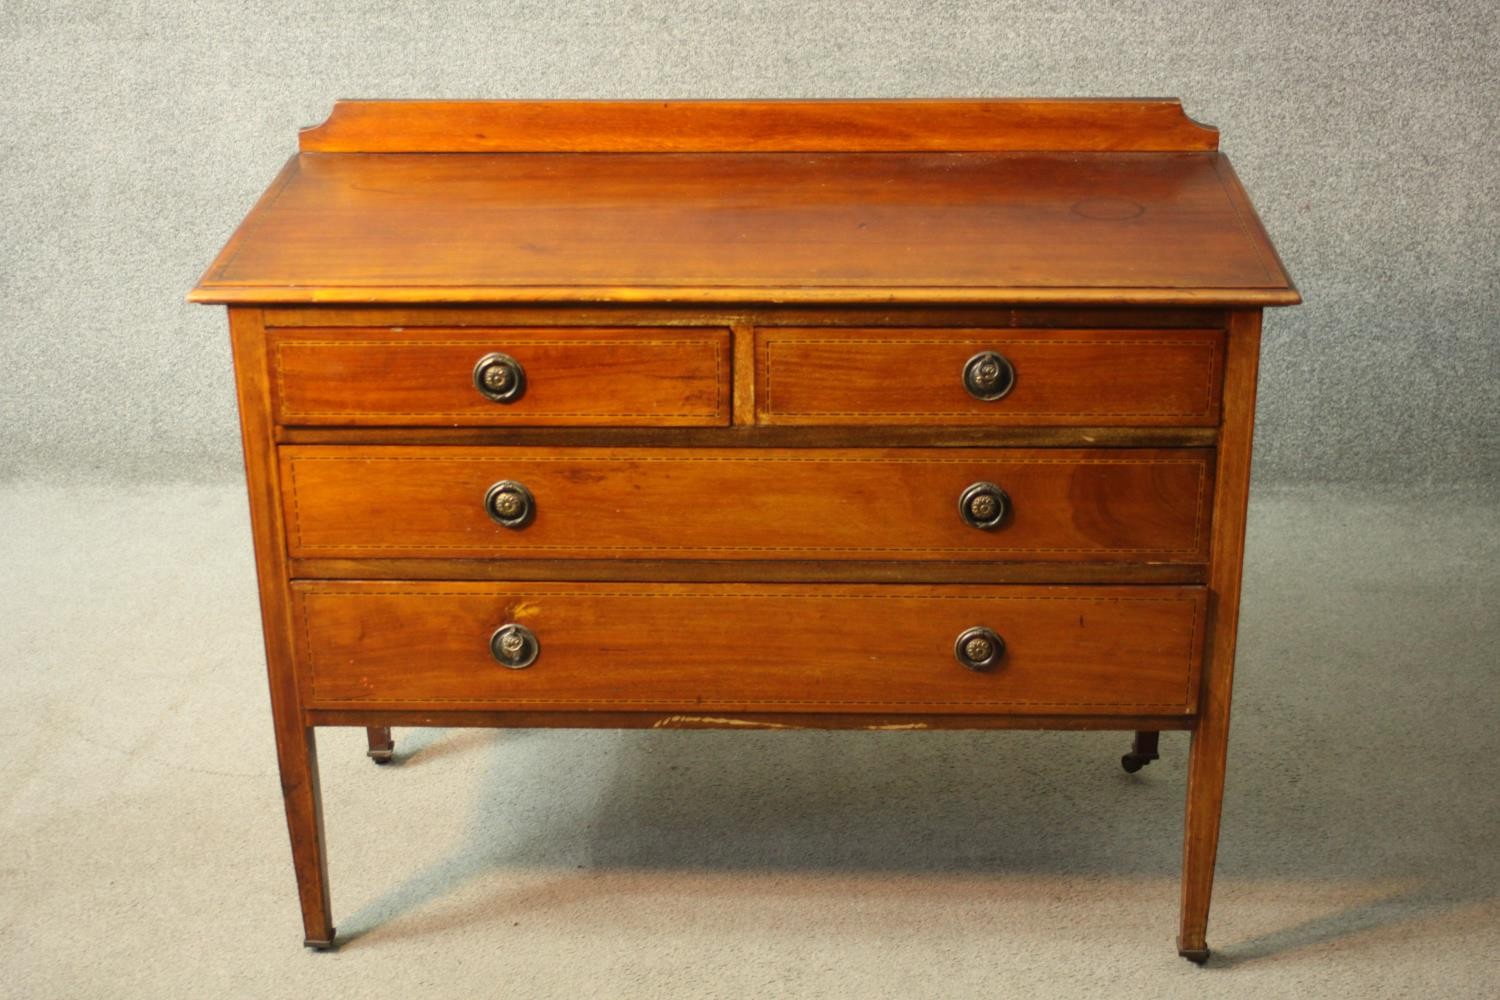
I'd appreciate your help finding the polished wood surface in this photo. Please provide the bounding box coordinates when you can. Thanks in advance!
[279,445,1213,562]
[298,98,1221,153]
[197,99,1297,957]
[276,424,1220,449]
[191,152,1295,306]
[261,303,1230,331]
[271,326,730,427]
[288,558,1207,586]
[190,102,1298,307]
[308,708,1198,732]
[292,582,1206,715]
[227,307,334,948]
[1178,310,1263,961]
[757,327,1223,426]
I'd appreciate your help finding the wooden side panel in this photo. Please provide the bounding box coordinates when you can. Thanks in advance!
[299,99,1220,154]
[279,446,1214,563]
[270,327,730,427]
[292,582,1207,715]
[758,327,1224,426]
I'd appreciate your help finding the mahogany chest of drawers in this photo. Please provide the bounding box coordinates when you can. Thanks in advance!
[191,99,1298,961]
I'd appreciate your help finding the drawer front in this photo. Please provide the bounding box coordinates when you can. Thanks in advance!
[294,583,1205,715]
[270,327,730,426]
[281,446,1213,562]
[757,327,1223,425]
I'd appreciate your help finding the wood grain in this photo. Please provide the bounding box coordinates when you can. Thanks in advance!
[189,150,1298,307]
[731,319,756,426]
[287,557,1208,586]
[279,446,1214,563]
[291,582,1207,715]
[270,326,730,427]
[227,307,335,948]
[307,708,1198,732]
[261,304,1228,331]
[758,327,1223,426]
[194,99,1298,955]
[275,425,1220,450]
[1178,310,1263,960]
[298,99,1220,154]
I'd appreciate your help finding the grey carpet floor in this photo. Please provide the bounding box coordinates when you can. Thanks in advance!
[1,481,1496,999]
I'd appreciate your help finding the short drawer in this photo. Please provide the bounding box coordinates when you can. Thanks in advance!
[756,327,1223,425]
[293,582,1206,715]
[269,327,730,426]
[280,446,1213,562]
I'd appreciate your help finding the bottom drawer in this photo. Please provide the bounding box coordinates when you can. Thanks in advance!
[294,583,1205,716]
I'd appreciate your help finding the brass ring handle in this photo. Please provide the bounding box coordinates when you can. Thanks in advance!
[958,481,1009,530]
[473,352,526,403]
[962,351,1015,401]
[954,626,1005,671]
[484,480,535,528]
[490,623,539,669]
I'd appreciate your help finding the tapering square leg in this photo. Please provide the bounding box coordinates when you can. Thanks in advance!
[277,726,335,949]
[1176,311,1262,963]
[229,310,337,950]
[1178,723,1228,963]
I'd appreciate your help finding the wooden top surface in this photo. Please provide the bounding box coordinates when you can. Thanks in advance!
[191,100,1297,306]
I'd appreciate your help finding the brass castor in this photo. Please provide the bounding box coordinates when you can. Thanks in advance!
[1121,752,1155,773]
[366,726,395,765]
[304,934,338,951]
[1178,944,1210,964]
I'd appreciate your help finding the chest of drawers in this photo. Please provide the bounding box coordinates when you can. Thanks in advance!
[191,99,1298,961]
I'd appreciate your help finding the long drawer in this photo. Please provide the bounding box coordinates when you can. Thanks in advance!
[756,327,1224,425]
[280,446,1213,562]
[270,327,731,426]
[292,582,1206,715]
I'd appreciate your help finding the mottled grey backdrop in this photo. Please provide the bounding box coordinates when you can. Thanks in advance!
[2,1,1496,486]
